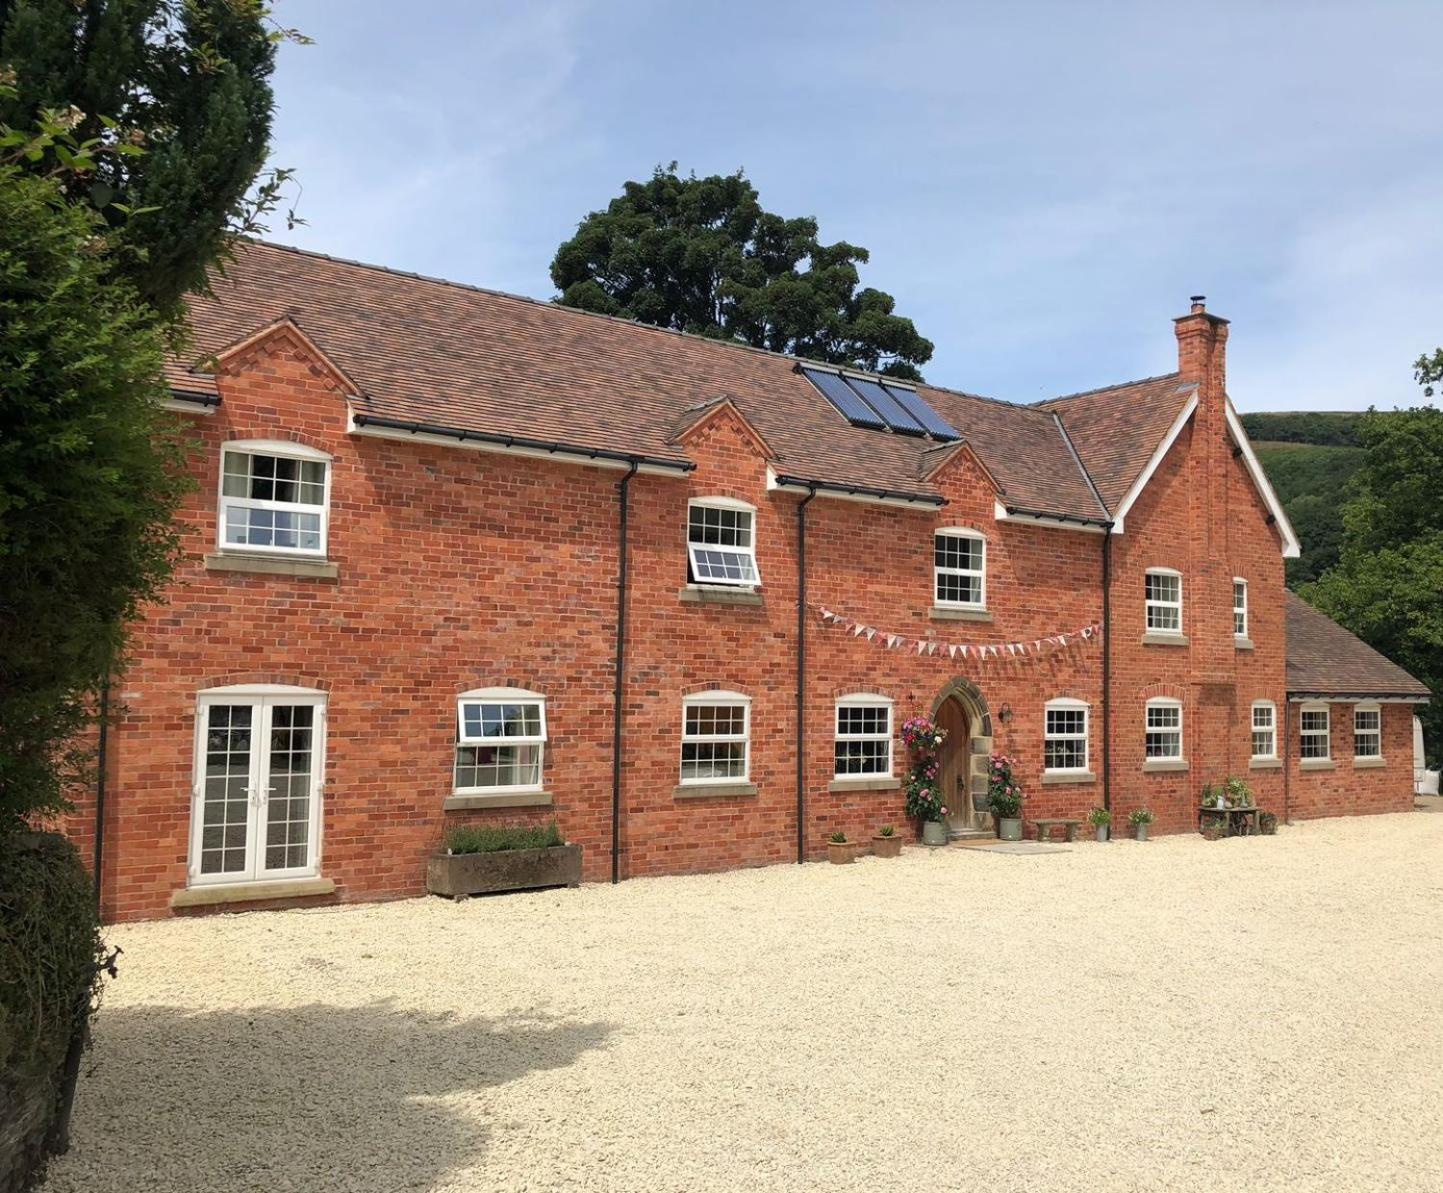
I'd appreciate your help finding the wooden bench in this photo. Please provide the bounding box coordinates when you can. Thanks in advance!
[1033,818,1082,843]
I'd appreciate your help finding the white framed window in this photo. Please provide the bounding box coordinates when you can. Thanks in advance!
[1145,697,1183,760]
[1354,704,1382,760]
[218,440,331,556]
[834,694,893,778]
[1251,701,1277,760]
[1300,703,1330,760]
[454,688,547,793]
[1233,578,1248,638]
[680,691,750,784]
[190,684,326,886]
[687,497,760,587]
[1043,699,1089,773]
[1145,569,1182,633]
[934,529,986,607]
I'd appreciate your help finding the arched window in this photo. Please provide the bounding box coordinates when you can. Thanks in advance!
[454,688,548,794]
[218,439,331,557]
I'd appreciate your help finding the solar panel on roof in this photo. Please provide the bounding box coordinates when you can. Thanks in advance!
[800,366,886,430]
[884,383,960,441]
[844,376,927,436]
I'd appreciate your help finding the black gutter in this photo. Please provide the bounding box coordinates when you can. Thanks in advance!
[1003,504,1112,529]
[93,675,110,909]
[1282,700,1292,826]
[169,389,221,407]
[772,473,945,508]
[795,486,818,864]
[1286,692,1430,702]
[611,463,639,884]
[352,413,695,474]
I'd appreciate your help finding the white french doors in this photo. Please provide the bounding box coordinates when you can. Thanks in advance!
[189,688,326,886]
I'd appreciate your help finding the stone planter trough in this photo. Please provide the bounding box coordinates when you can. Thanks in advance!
[427,844,582,899]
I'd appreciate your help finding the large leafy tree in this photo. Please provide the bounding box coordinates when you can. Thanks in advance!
[551,165,934,380]
[0,165,188,828]
[1304,406,1443,766]
[0,0,301,312]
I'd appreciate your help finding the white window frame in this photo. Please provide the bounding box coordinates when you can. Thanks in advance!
[686,497,760,588]
[1144,568,1183,634]
[1043,698,1090,774]
[934,528,987,609]
[453,687,548,795]
[833,694,894,780]
[1300,702,1331,761]
[679,690,751,785]
[1145,697,1184,761]
[217,439,332,558]
[1353,703,1383,760]
[189,684,326,888]
[1233,577,1249,639]
[1251,700,1277,761]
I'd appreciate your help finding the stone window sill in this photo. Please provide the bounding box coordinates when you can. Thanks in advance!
[674,781,758,799]
[930,605,993,622]
[678,585,762,606]
[1234,637,1255,651]
[1142,759,1189,773]
[205,552,339,580]
[171,876,335,909]
[444,790,554,811]
[1041,771,1096,785]
[1299,758,1336,771]
[1249,758,1282,770]
[1141,631,1189,647]
[1353,757,1386,769]
[828,776,902,793]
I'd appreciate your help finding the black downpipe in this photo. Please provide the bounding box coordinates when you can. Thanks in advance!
[1101,532,1113,814]
[93,675,110,907]
[1283,700,1293,825]
[795,487,817,864]
[611,463,638,884]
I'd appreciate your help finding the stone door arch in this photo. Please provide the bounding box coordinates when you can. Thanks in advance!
[930,678,995,838]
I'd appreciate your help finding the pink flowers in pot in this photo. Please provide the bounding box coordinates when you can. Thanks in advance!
[903,714,948,824]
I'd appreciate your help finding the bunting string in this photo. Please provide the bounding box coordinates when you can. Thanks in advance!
[813,603,1098,663]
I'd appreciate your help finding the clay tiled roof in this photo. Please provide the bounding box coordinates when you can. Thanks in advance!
[1040,374,1197,511]
[1285,592,1431,699]
[173,241,1110,517]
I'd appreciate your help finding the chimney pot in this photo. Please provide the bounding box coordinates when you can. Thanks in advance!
[1190,295,1206,313]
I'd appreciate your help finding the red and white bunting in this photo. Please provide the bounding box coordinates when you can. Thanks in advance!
[811,604,1100,664]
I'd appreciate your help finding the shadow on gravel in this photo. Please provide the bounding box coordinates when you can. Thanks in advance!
[46,1001,612,1192]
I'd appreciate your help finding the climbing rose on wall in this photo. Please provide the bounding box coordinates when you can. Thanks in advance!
[902,716,947,823]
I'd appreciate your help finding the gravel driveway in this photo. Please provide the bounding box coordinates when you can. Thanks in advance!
[42,814,1443,1192]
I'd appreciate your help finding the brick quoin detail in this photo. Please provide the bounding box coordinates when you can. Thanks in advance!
[66,314,1419,921]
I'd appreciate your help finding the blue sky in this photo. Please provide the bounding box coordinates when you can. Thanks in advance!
[267,1,1443,411]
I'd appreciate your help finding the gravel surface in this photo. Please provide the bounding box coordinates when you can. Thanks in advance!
[43,814,1443,1192]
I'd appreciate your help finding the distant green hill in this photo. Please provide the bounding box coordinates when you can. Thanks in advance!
[1240,414,1366,587]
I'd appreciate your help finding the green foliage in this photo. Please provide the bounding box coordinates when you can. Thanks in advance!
[445,822,564,855]
[1087,806,1112,826]
[1259,811,1278,835]
[551,164,934,380]
[0,0,303,311]
[827,830,849,844]
[1239,411,1363,447]
[1414,348,1443,398]
[0,169,189,828]
[1304,407,1443,766]
[986,753,1023,817]
[1223,776,1254,808]
[1250,440,1365,586]
[1128,808,1154,826]
[877,824,895,837]
[0,834,104,1080]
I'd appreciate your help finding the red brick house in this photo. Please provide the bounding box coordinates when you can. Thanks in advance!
[68,243,1430,921]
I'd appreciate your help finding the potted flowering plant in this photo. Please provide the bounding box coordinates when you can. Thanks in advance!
[902,715,949,846]
[1129,807,1154,842]
[987,754,1024,841]
[1088,806,1112,842]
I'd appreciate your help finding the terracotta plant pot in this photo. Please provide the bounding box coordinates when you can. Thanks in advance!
[826,840,855,864]
[872,834,903,858]
[920,820,949,847]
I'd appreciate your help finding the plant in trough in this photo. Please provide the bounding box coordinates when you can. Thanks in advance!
[877,825,896,837]
[446,822,564,855]
[828,831,849,844]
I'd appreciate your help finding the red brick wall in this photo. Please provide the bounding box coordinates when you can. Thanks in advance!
[67,323,1417,921]
[1288,702,1415,819]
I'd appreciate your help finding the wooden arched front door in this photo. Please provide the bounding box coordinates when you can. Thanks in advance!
[936,695,989,836]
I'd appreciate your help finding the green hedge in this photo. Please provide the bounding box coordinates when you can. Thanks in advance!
[0,833,102,1081]
[446,823,564,855]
